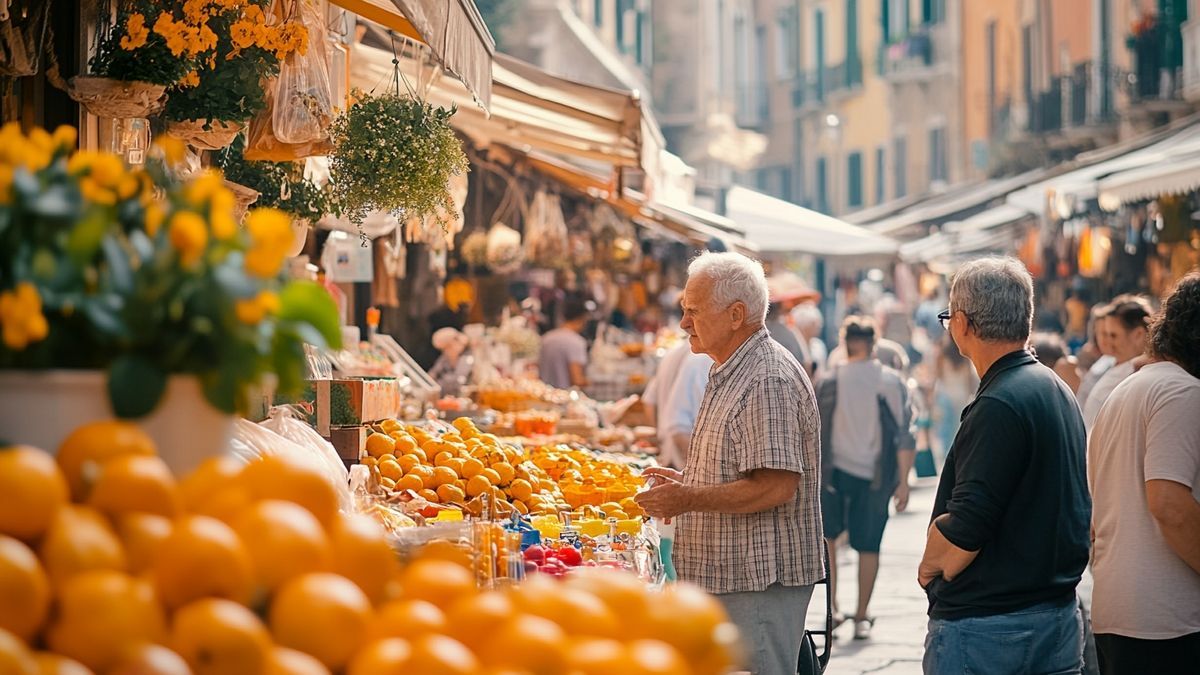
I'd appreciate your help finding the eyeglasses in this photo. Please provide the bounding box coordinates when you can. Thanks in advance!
[937,308,972,330]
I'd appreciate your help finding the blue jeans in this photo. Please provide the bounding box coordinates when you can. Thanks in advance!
[924,598,1084,675]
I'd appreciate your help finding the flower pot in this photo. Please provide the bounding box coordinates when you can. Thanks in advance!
[287,219,310,257]
[166,119,244,151]
[0,370,235,475]
[68,76,167,118]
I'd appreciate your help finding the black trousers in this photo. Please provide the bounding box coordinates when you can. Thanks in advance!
[1096,631,1200,675]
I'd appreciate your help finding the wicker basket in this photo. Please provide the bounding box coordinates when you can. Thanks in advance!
[166,119,244,151]
[68,76,167,119]
[223,179,260,222]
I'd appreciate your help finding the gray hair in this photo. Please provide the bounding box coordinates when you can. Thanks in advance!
[791,303,824,333]
[950,257,1034,343]
[687,251,769,325]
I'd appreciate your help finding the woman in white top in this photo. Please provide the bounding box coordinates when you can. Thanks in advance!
[1082,296,1154,431]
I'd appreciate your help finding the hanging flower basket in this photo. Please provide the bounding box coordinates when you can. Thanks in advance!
[67,75,167,119]
[166,119,244,151]
[224,180,261,222]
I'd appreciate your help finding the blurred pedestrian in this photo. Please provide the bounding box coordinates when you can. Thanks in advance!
[1076,303,1117,412]
[932,334,976,458]
[1082,296,1153,431]
[1031,331,1082,393]
[537,296,590,390]
[792,302,828,378]
[766,301,809,366]
[428,328,473,397]
[1088,272,1200,674]
[920,257,1090,675]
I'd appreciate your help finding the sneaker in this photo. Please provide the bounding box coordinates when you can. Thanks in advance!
[853,618,874,640]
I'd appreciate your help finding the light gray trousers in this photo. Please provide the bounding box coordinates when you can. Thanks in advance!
[717,582,817,675]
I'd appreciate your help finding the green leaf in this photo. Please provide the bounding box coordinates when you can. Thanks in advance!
[101,237,134,294]
[83,297,130,340]
[129,229,154,261]
[201,366,240,414]
[31,185,77,219]
[277,281,342,349]
[67,209,110,265]
[108,355,167,418]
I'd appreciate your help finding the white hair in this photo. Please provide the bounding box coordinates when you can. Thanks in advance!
[687,251,769,325]
[791,303,824,333]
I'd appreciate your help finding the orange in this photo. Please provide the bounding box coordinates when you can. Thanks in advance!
[0,536,50,641]
[393,435,418,455]
[445,458,467,477]
[268,647,331,675]
[397,455,421,474]
[378,454,396,465]
[506,479,533,503]
[327,513,399,606]
[0,445,68,542]
[511,500,530,515]
[480,468,502,486]
[395,474,423,493]
[460,458,485,479]
[46,571,167,672]
[107,643,191,675]
[399,559,477,609]
[407,465,434,483]
[432,451,455,468]
[565,638,628,675]
[408,446,428,463]
[476,614,567,675]
[180,456,245,510]
[113,513,172,574]
[417,489,440,503]
[237,456,340,527]
[38,505,127,585]
[563,568,649,637]
[189,485,254,525]
[171,598,271,675]
[0,628,37,675]
[345,639,411,675]
[377,460,402,482]
[443,591,516,649]
[436,484,466,504]
[232,500,332,592]
[491,462,515,486]
[379,477,396,491]
[269,573,371,671]
[32,652,93,675]
[407,635,479,675]
[366,600,446,642]
[626,640,689,675]
[87,455,181,519]
[428,466,457,488]
[153,515,253,609]
[465,475,491,498]
[364,433,395,459]
[56,421,156,501]
[645,583,731,660]
[516,582,620,639]
[416,540,473,569]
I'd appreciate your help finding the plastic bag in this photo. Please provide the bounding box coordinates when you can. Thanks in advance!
[244,79,333,161]
[273,0,334,144]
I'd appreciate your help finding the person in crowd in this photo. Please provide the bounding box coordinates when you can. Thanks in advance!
[919,257,1090,675]
[537,296,590,390]
[827,322,910,374]
[642,341,712,469]
[428,327,474,397]
[931,334,976,458]
[1088,272,1200,674]
[1031,331,1082,392]
[817,316,915,640]
[792,302,828,378]
[765,301,809,366]
[1076,303,1117,412]
[636,251,824,675]
[1082,295,1153,430]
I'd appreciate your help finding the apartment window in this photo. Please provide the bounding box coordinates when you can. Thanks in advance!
[815,10,826,99]
[635,9,646,64]
[779,167,794,202]
[816,156,829,213]
[776,7,798,79]
[846,0,860,87]
[793,118,806,204]
[594,0,603,27]
[756,24,768,119]
[886,0,908,43]
[847,151,864,208]
[874,146,886,204]
[894,138,908,198]
[734,15,751,120]
[615,0,626,50]
[929,127,947,183]
[922,0,945,25]
[987,20,997,138]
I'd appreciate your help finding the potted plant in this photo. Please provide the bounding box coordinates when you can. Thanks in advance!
[71,0,211,118]
[162,0,309,149]
[214,136,332,255]
[328,90,469,226]
[0,124,341,471]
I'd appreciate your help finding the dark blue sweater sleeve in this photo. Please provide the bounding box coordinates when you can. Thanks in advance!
[935,397,1030,552]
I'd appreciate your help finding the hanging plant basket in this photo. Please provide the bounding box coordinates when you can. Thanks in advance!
[68,75,167,119]
[329,89,468,224]
[166,119,244,151]
[223,180,260,222]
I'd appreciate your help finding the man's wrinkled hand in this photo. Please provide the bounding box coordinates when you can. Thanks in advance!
[635,481,693,518]
[642,466,683,484]
[894,482,910,513]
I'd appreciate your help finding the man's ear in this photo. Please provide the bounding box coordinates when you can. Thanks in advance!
[729,302,746,329]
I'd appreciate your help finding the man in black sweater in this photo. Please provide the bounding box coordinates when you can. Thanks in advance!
[919,257,1091,675]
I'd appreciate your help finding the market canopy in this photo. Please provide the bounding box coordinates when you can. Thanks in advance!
[1096,151,1200,209]
[330,0,495,109]
[352,43,646,168]
[862,168,1049,238]
[724,186,898,257]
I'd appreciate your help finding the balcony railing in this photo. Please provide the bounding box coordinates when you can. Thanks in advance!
[1069,67,1088,127]
[1026,80,1063,134]
[876,23,949,82]
[791,59,864,110]
[1183,19,1200,101]
[1126,26,1185,105]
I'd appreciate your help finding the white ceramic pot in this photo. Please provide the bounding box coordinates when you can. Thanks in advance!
[0,370,235,474]
[287,219,310,257]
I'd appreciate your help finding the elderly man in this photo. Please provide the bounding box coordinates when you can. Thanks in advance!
[637,251,824,675]
[919,257,1091,674]
[1088,272,1200,674]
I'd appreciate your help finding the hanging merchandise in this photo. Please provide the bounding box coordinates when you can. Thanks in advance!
[372,239,400,306]
[1157,194,1192,243]
[272,0,334,144]
[1077,223,1113,278]
[406,171,470,249]
[486,222,524,275]
[322,231,375,283]
[525,189,569,268]
[244,77,334,161]
[0,0,50,78]
[461,230,489,268]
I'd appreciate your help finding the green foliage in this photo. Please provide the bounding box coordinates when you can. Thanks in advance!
[90,0,197,86]
[214,136,330,224]
[328,90,469,225]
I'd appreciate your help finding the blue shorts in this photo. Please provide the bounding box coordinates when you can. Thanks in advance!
[821,469,890,553]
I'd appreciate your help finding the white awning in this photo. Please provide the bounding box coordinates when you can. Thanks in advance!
[943,203,1033,233]
[1096,152,1200,209]
[862,168,1049,236]
[725,186,898,257]
[898,226,1020,264]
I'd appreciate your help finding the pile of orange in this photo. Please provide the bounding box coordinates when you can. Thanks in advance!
[528,444,646,518]
[0,419,740,675]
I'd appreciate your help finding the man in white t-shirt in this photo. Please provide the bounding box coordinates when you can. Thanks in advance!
[1088,272,1200,674]
[1082,296,1153,431]
[538,297,590,390]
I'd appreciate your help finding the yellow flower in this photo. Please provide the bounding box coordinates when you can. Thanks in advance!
[209,188,237,240]
[144,200,166,237]
[169,211,209,266]
[0,166,13,205]
[179,70,200,88]
[183,169,224,205]
[79,178,117,206]
[0,122,54,172]
[243,207,293,278]
[0,282,50,351]
[120,13,149,50]
[235,291,279,325]
[153,135,187,165]
[116,173,141,200]
[51,125,77,150]
[230,21,255,49]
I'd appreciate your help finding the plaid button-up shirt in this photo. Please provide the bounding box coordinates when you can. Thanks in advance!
[674,328,825,594]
